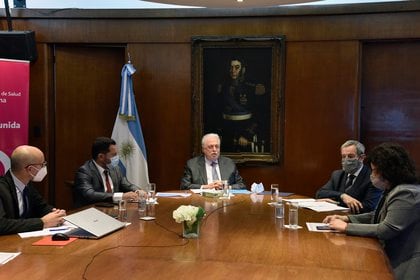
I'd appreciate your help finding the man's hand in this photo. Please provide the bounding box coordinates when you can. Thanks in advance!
[202,181,223,190]
[340,193,363,213]
[122,191,139,201]
[42,209,66,228]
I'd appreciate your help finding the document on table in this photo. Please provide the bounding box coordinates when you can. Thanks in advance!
[306,222,339,232]
[0,252,21,264]
[190,189,252,195]
[283,199,349,212]
[299,201,349,212]
[230,189,252,194]
[155,192,192,198]
[18,223,75,238]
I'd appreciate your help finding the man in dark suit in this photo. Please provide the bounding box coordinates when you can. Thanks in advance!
[180,133,246,190]
[316,140,382,213]
[73,137,144,207]
[0,145,66,235]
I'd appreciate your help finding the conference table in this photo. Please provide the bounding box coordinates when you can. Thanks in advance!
[0,192,393,279]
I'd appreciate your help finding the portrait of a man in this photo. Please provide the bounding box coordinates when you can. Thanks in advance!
[192,36,285,164]
[203,49,272,154]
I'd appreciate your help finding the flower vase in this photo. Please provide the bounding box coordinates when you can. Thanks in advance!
[183,220,200,239]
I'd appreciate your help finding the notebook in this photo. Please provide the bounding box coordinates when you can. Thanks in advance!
[64,207,125,239]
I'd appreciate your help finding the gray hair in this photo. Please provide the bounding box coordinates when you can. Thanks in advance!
[201,133,221,147]
[341,140,365,156]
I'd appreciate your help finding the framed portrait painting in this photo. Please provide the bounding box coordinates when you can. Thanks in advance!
[191,35,285,164]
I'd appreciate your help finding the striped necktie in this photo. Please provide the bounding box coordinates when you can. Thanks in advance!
[211,161,219,181]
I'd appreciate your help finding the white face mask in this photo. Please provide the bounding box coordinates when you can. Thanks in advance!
[108,155,120,168]
[31,166,48,182]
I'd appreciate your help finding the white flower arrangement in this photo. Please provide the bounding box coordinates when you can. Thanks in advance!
[172,205,205,227]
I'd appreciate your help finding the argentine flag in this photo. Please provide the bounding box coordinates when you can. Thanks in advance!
[111,63,149,188]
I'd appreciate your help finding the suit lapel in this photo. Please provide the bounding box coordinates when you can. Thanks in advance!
[198,156,208,184]
[218,157,226,180]
[6,172,20,218]
[89,160,105,190]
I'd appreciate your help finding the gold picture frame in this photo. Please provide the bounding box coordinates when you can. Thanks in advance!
[191,35,285,164]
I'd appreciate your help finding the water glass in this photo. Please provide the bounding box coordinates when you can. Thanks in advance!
[288,202,299,229]
[147,183,156,203]
[222,180,230,197]
[146,201,155,218]
[118,199,127,222]
[274,198,284,219]
[138,195,147,218]
[271,184,279,202]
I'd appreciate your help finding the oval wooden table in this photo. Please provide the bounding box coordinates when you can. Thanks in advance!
[0,193,394,279]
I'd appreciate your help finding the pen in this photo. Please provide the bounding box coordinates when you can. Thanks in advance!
[49,228,68,232]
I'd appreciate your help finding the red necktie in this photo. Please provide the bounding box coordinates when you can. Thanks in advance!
[104,170,112,193]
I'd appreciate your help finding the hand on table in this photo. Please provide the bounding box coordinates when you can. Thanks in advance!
[42,209,66,228]
[340,193,363,213]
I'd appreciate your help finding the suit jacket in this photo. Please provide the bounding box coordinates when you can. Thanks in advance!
[346,184,420,280]
[315,165,382,213]
[73,160,139,207]
[180,155,246,190]
[0,171,53,235]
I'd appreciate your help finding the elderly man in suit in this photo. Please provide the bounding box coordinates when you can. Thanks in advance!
[316,140,382,213]
[0,145,66,235]
[180,133,246,190]
[73,137,144,207]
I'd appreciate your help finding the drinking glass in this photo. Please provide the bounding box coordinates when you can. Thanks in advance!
[270,184,279,202]
[274,198,284,219]
[138,194,147,218]
[222,180,230,197]
[118,199,127,222]
[288,202,299,229]
[147,183,156,203]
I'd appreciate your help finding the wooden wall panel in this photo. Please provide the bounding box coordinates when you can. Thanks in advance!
[361,41,420,172]
[54,45,125,209]
[28,43,52,200]
[270,41,360,196]
[127,44,192,191]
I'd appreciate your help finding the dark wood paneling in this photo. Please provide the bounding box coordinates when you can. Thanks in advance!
[361,41,420,172]
[265,41,360,196]
[54,45,125,209]
[28,43,52,200]
[128,44,192,190]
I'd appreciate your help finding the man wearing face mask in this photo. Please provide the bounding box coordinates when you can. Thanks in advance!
[0,145,66,235]
[316,140,382,213]
[73,137,143,207]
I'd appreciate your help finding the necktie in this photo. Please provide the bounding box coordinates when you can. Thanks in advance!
[22,187,29,218]
[345,174,356,191]
[211,161,219,181]
[104,170,112,193]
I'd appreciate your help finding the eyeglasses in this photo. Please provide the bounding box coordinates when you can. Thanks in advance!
[26,161,47,168]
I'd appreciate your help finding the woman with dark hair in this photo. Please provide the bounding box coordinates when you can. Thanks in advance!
[323,142,420,279]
